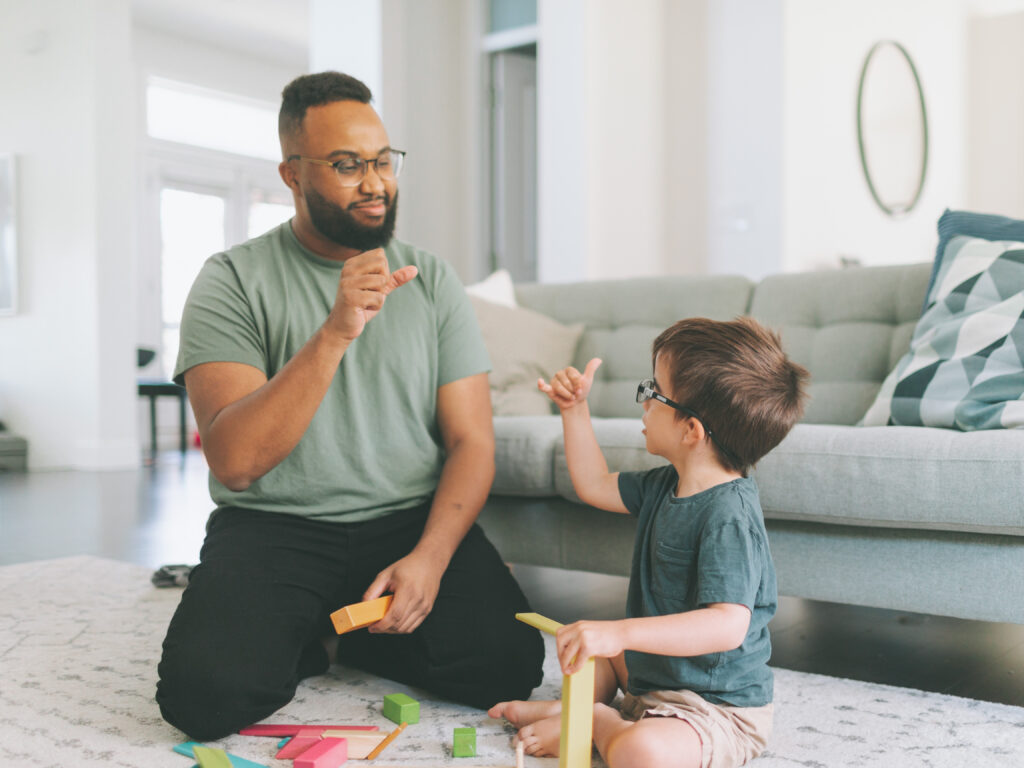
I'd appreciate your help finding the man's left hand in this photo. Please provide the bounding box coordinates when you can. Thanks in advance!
[363,551,445,634]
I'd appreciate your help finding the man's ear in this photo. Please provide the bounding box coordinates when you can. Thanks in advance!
[279,160,299,193]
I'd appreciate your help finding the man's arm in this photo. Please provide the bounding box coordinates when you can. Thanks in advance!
[184,250,417,490]
[364,371,495,634]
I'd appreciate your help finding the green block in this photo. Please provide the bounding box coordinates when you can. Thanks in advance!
[193,746,233,768]
[453,727,476,758]
[382,692,420,725]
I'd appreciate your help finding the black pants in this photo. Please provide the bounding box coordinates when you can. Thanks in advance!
[155,504,545,741]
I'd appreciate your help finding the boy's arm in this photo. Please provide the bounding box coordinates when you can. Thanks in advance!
[539,358,628,514]
[556,605,751,674]
[560,402,628,513]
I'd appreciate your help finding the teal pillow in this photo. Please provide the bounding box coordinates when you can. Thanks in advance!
[861,233,1024,430]
[927,209,1024,308]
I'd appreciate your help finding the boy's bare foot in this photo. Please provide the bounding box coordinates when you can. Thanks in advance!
[487,699,562,727]
[518,713,562,757]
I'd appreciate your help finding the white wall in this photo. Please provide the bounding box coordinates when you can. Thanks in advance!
[782,0,968,272]
[583,0,669,280]
[707,0,784,280]
[967,11,1024,218]
[0,0,137,470]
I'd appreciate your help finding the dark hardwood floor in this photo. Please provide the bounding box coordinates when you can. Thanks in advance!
[2,447,1022,707]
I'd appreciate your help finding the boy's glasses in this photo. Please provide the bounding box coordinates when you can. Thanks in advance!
[287,149,406,187]
[636,379,741,467]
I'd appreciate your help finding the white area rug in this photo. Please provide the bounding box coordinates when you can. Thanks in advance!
[1,556,1023,767]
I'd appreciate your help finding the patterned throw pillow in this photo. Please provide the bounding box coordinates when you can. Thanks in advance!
[861,234,1024,430]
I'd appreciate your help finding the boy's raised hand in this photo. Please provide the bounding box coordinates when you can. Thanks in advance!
[538,358,602,411]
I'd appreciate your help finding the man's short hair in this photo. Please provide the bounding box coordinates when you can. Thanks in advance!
[279,71,373,145]
[652,317,809,474]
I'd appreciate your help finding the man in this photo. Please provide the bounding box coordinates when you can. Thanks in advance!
[155,71,544,741]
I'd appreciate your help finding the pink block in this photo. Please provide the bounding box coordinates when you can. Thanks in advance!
[275,728,324,759]
[239,724,378,737]
[294,736,348,768]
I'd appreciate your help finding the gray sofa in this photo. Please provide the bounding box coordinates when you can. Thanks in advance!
[477,262,1024,625]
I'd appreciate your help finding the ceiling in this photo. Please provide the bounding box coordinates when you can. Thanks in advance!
[132,0,308,65]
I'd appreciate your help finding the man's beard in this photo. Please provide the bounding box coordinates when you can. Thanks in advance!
[306,186,399,251]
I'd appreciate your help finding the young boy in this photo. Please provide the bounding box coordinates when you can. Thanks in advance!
[489,317,809,768]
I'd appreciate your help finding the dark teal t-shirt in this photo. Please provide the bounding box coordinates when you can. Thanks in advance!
[174,223,490,522]
[618,466,777,707]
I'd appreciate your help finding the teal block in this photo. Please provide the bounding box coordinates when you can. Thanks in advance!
[453,727,476,758]
[382,692,420,724]
[173,742,269,768]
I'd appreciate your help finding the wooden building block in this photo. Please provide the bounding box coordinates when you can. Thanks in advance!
[239,724,378,737]
[274,727,323,759]
[192,746,233,768]
[330,595,393,634]
[320,731,386,759]
[293,736,348,768]
[382,692,419,724]
[173,742,268,768]
[452,727,476,758]
[365,722,407,760]
[514,612,563,636]
[559,657,596,768]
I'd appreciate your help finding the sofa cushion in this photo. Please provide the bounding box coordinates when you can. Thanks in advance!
[748,263,931,425]
[861,234,1024,430]
[754,424,1024,535]
[516,275,754,419]
[492,416,568,495]
[537,418,1024,535]
[470,297,584,416]
[553,418,666,503]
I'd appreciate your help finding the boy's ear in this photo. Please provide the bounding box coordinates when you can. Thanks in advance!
[678,416,707,446]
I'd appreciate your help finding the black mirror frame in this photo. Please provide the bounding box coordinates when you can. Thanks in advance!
[856,40,929,217]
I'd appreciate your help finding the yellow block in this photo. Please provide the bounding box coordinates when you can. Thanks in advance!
[515,611,564,636]
[330,595,393,634]
[559,657,595,768]
[192,746,232,768]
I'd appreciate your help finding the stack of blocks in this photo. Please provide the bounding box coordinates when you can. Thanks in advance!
[382,692,420,724]
[453,727,476,757]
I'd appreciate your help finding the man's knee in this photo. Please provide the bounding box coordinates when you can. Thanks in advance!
[156,658,245,741]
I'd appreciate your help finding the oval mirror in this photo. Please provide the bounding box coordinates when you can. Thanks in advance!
[856,40,928,216]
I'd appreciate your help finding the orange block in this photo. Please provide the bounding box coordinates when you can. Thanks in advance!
[330,595,393,635]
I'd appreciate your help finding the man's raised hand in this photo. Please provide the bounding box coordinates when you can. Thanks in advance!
[328,248,419,340]
[537,358,602,411]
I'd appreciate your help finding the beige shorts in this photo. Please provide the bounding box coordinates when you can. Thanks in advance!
[620,689,773,768]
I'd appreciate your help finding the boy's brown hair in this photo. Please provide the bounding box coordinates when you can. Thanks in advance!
[652,316,809,475]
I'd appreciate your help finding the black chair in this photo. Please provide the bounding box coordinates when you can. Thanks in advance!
[136,347,188,457]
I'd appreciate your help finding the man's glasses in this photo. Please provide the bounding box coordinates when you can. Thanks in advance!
[287,149,406,187]
[636,379,741,467]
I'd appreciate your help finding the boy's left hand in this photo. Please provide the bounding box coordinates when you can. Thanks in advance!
[555,620,624,675]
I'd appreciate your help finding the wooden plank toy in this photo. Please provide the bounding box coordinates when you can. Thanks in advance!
[515,611,595,768]
[320,731,387,759]
[330,595,393,634]
[275,728,323,759]
[452,727,476,758]
[382,692,419,724]
[239,724,378,737]
[293,736,348,768]
[173,742,268,768]
[365,722,407,760]
[193,746,233,768]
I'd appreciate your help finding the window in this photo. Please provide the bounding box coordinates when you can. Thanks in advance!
[142,77,294,380]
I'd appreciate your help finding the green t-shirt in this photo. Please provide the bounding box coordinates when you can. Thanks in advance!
[174,223,491,522]
[618,467,777,707]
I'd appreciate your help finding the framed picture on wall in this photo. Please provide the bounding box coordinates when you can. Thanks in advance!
[0,153,16,316]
